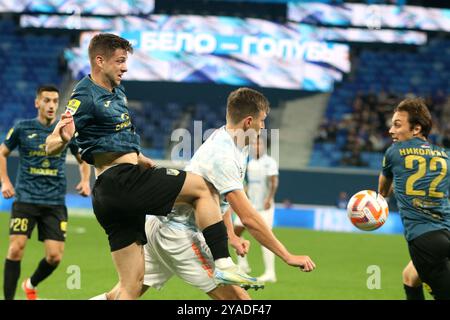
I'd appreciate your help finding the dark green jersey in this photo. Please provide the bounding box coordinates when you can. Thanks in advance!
[3,119,78,205]
[66,75,140,165]
[382,137,450,241]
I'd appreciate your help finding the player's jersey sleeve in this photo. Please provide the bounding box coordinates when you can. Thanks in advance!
[381,145,395,178]
[267,157,279,176]
[67,137,79,156]
[210,158,244,195]
[3,122,21,151]
[66,91,93,131]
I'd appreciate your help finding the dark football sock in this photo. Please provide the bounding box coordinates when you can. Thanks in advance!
[3,259,21,300]
[404,284,425,300]
[30,258,58,287]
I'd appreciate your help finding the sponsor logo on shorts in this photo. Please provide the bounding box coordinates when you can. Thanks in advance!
[166,169,180,176]
[60,221,67,232]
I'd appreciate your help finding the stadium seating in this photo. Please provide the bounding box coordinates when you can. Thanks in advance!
[0,17,69,137]
[310,38,450,169]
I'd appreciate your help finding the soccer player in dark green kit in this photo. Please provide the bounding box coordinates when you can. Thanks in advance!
[46,33,261,300]
[379,98,450,300]
[1,85,91,300]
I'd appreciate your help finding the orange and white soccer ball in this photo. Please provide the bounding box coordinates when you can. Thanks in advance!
[347,190,389,231]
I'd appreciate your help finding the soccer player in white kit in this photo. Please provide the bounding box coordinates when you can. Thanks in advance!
[234,138,279,283]
[137,88,315,299]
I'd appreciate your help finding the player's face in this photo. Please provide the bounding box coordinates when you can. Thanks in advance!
[389,111,415,142]
[35,91,59,122]
[103,48,128,87]
[249,111,267,136]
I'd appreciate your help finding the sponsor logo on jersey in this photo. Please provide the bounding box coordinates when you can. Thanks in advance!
[41,159,51,168]
[67,99,81,115]
[27,133,38,139]
[104,100,111,108]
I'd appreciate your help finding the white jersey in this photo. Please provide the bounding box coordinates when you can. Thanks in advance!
[165,126,248,229]
[246,154,279,211]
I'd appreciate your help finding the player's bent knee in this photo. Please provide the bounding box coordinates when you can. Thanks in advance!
[7,243,26,260]
[46,253,62,266]
[403,266,420,287]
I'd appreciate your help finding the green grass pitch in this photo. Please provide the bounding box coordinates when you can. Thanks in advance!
[0,210,428,300]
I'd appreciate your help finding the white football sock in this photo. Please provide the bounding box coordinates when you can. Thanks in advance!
[262,245,275,277]
[215,257,234,269]
[89,293,108,300]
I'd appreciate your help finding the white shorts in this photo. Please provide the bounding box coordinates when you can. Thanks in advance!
[143,216,217,293]
[233,206,275,229]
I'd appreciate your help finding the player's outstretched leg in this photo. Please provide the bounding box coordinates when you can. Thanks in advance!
[108,242,144,300]
[177,173,263,289]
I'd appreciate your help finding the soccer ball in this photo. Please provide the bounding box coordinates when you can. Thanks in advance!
[347,190,389,231]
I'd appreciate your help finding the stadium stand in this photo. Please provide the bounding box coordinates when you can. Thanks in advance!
[310,38,450,169]
[0,16,69,137]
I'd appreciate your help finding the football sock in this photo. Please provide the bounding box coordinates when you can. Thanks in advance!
[237,254,250,269]
[3,259,21,300]
[202,221,230,262]
[30,258,58,287]
[261,245,275,276]
[89,293,108,300]
[404,284,425,300]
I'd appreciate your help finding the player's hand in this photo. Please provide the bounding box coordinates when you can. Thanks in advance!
[285,254,316,272]
[58,111,75,142]
[229,236,250,257]
[263,198,273,210]
[76,181,91,197]
[1,180,15,199]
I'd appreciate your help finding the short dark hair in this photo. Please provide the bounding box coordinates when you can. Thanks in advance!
[395,98,432,138]
[227,88,270,124]
[36,85,59,98]
[88,33,133,65]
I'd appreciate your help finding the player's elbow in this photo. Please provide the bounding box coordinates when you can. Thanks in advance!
[239,214,256,229]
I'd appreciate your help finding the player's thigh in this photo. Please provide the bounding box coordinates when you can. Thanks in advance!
[111,242,145,284]
[38,205,67,243]
[177,172,212,203]
[207,285,251,300]
[9,201,38,239]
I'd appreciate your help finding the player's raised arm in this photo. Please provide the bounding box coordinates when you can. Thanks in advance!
[226,189,316,272]
[46,112,75,155]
